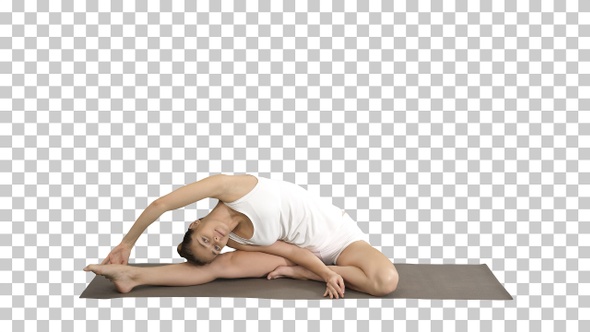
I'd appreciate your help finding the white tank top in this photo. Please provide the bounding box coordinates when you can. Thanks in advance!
[225,176,345,251]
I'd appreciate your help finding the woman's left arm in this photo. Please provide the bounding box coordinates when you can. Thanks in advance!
[229,240,345,298]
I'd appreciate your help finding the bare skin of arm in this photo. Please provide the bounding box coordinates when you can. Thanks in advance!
[101,174,255,265]
[228,239,345,298]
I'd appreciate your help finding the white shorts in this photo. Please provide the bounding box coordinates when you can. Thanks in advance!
[311,212,370,265]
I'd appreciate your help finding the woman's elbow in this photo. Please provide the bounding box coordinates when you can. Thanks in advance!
[150,198,169,211]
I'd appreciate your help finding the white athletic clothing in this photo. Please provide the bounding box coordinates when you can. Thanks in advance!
[225,176,369,265]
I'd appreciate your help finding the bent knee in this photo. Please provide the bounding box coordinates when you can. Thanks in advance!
[371,265,399,296]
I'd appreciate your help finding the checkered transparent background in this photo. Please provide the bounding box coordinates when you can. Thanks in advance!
[1,0,589,331]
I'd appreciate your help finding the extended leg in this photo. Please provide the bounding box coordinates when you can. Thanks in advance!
[84,250,295,293]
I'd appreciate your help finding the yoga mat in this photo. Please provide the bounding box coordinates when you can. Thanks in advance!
[80,263,513,300]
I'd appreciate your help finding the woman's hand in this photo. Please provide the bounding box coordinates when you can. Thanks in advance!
[234,240,346,298]
[101,242,132,265]
[323,272,345,299]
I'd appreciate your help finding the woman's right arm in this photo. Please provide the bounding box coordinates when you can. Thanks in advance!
[228,240,346,299]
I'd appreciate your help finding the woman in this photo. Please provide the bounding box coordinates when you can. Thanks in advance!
[84,174,398,298]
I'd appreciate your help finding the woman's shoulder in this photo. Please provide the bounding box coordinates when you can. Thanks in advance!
[217,174,260,203]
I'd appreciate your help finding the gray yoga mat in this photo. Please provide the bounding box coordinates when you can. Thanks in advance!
[80,263,513,300]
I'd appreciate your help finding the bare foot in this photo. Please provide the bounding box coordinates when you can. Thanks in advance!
[84,264,139,293]
[267,265,321,281]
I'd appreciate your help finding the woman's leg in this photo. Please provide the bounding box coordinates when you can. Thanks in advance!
[268,241,398,296]
[331,241,398,296]
[84,250,295,293]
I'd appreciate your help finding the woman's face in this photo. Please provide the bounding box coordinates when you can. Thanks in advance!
[178,219,230,263]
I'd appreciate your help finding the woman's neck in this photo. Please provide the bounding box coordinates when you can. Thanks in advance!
[209,200,244,231]
[210,200,254,239]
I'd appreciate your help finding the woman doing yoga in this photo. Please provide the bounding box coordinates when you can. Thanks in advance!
[84,174,398,298]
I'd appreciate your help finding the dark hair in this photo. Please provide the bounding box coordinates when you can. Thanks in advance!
[178,228,208,266]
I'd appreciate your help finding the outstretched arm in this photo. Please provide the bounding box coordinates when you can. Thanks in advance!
[120,175,229,243]
[103,174,255,265]
[102,202,168,264]
[228,240,345,298]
